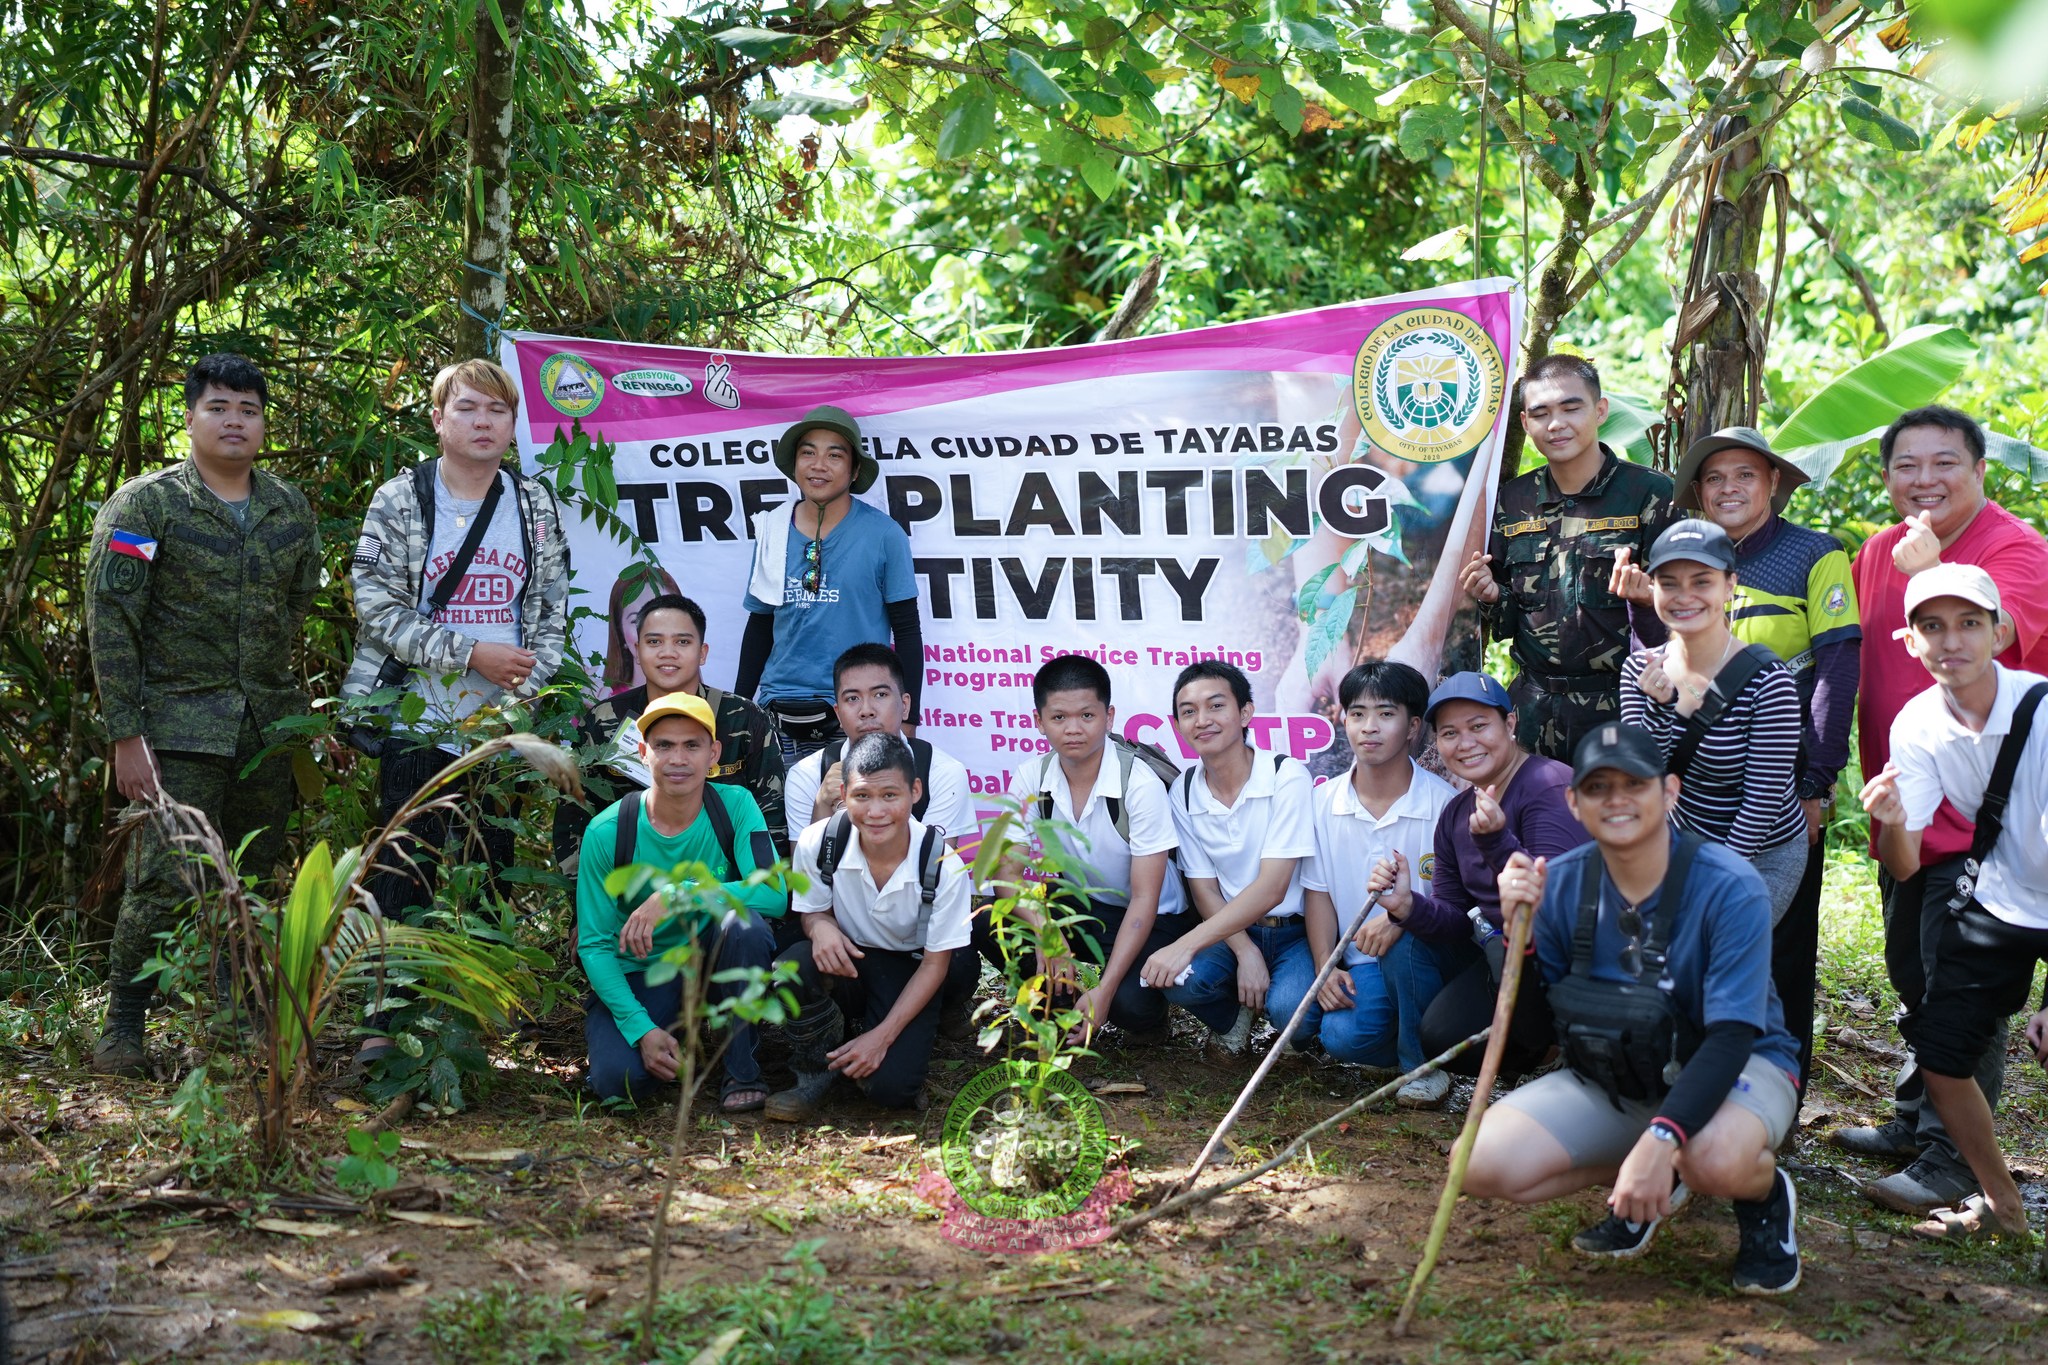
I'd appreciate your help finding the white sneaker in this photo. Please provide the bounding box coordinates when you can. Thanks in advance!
[1209,1006,1254,1057]
[1396,1070,1451,1109]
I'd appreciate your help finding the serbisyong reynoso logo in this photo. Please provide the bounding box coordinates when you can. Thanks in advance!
[539,352,605,417]
[1353,307,1507,464]
[940,1060,1111,1224]
[611,367,694,399]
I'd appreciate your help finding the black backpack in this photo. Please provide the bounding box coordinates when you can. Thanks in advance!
[1176,749,1289,808]
[815,809,948,944]
[822,735,935,819]
[612,788,775,910]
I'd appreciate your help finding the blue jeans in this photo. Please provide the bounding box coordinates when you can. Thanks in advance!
[1164,919,1319,1037]
[584,910,777,1104]
[1318,931,1445,1072]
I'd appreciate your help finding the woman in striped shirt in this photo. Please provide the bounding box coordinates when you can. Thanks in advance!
[1622,520,1809,922]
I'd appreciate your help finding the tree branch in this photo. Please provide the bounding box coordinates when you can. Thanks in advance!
[0,143,263,224]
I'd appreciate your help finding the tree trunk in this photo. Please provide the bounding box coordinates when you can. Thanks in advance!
[454,0,526,361]
[1668,112,1783,461]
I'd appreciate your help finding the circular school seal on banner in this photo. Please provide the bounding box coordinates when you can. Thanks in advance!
[1353,308,1506,463]
[538,352,605,417]
[939,1060,1110,1223]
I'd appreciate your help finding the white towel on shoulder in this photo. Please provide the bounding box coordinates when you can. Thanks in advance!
[746,504,793,608]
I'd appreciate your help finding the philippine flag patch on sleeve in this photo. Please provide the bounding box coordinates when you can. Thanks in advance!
[109,530,159,562]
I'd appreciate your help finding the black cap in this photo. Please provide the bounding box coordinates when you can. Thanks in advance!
[1645,518,1738,573]
[1570,722,1666,786]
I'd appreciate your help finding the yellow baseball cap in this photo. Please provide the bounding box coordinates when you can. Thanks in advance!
[636,691,718,742]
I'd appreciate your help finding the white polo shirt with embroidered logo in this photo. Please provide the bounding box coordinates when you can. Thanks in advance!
[1304,760,1455,964]
[791,815,973,952]
[1007,749,1184,916]
[1169,748,1317,919]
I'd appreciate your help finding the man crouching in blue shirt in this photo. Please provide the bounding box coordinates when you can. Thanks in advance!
[1463,722,1804,1296]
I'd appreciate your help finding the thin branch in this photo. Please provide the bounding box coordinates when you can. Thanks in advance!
[1787,188,1890,345]
[1425,0,1568,123]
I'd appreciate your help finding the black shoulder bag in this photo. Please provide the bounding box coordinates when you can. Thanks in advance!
[1946,680,2048,914]
[346,462,505,758]
[1547,833,1708,1107]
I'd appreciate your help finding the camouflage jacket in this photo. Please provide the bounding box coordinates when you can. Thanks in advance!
[1482,446,1674,683]
[342,458,570,704]
[86,460,322,756]
[551,682,790,871]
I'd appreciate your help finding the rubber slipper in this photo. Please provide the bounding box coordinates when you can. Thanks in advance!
[1910,1193,2017,1241]
[349,1039,397,1081]
[721,1086,768,1113]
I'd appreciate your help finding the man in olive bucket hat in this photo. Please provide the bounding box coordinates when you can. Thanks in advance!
[734,404,925,767]
[1613,426,1861,1098]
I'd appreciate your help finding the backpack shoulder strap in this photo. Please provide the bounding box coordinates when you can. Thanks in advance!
[1669,643,1773,779]
[1179,765,1198,808]
[412,457,438,551]
[817,809,852,888]
[1969,680,2048,866]
[821,738,844,771]
[1271,751,1286,773]
[701,787,738,878]
[914,825,946,944]
[614,790,642,911]
[1640,832,1705,978]
[1106,745,1136,845]
[1570,848,1604,977]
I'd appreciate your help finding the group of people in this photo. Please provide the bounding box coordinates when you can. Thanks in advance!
[85,349,2048,1295]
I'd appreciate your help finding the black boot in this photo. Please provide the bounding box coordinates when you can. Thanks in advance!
[765,996,844,1123]
[91,983,152,1078]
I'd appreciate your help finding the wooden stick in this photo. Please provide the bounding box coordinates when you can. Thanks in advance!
[1393,906,1535,1337]
[1110,1028,1488,1241]
[1171,891,1385,1196]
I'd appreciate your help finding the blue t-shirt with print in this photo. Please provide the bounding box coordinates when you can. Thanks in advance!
[744,499,917,704]
[1532,831,1801,1078]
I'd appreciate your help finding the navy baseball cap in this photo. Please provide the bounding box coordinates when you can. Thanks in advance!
[1570,722,1666,786]
[1645,518,1738,573]
[1425,671,1512,725]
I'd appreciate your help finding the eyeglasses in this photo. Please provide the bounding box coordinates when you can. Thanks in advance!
[802,536,823,595]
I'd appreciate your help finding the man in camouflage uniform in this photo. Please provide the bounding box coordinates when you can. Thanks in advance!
[552,590,787,877]
[87,353,322,1076]
[1459,354,1673,762]
[342,358,570,941]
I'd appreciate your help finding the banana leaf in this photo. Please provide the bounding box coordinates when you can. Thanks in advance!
[1598,390,1661,463]
[1771,324,1975,482]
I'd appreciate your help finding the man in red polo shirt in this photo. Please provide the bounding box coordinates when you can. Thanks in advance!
[1830,405,2048,1215]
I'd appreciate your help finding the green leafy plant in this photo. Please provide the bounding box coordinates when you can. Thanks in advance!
[335,1125,402,1192]
[166,1063,258,1192]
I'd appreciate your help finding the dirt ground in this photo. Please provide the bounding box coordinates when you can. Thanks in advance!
[7,981,2048,1365]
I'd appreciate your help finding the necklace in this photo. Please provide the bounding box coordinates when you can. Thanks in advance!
[1678,636,1736,702]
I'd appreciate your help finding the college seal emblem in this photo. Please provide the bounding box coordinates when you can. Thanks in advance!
[539,352,605,417]
[1353,308,1506,463]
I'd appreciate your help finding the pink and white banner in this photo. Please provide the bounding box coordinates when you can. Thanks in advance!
[506,278,1522,791]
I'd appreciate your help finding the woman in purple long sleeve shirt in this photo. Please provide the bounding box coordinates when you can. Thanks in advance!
[1370,672,1591,1078]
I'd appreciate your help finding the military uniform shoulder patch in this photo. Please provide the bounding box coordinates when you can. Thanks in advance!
[1824,584,1848,616]
[353,534,384,567]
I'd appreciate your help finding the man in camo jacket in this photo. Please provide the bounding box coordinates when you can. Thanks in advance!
[88,353,322,1077]
[1459,353,1673,762]
[342,358,569,936]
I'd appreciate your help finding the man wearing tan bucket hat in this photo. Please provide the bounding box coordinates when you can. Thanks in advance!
[1614,424,1860,1097]
[733,404,924,768]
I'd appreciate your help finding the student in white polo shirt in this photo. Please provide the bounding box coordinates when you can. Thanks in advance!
[1859,563,2048,1240]
[1138,661,1317,1058]
[1304,661,1457,1106]
[995,654,1184,1045]
[764,733,973,1122]
[785,643,973,844]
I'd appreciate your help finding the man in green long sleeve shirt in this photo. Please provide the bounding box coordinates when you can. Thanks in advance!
[577,692,784,1109]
